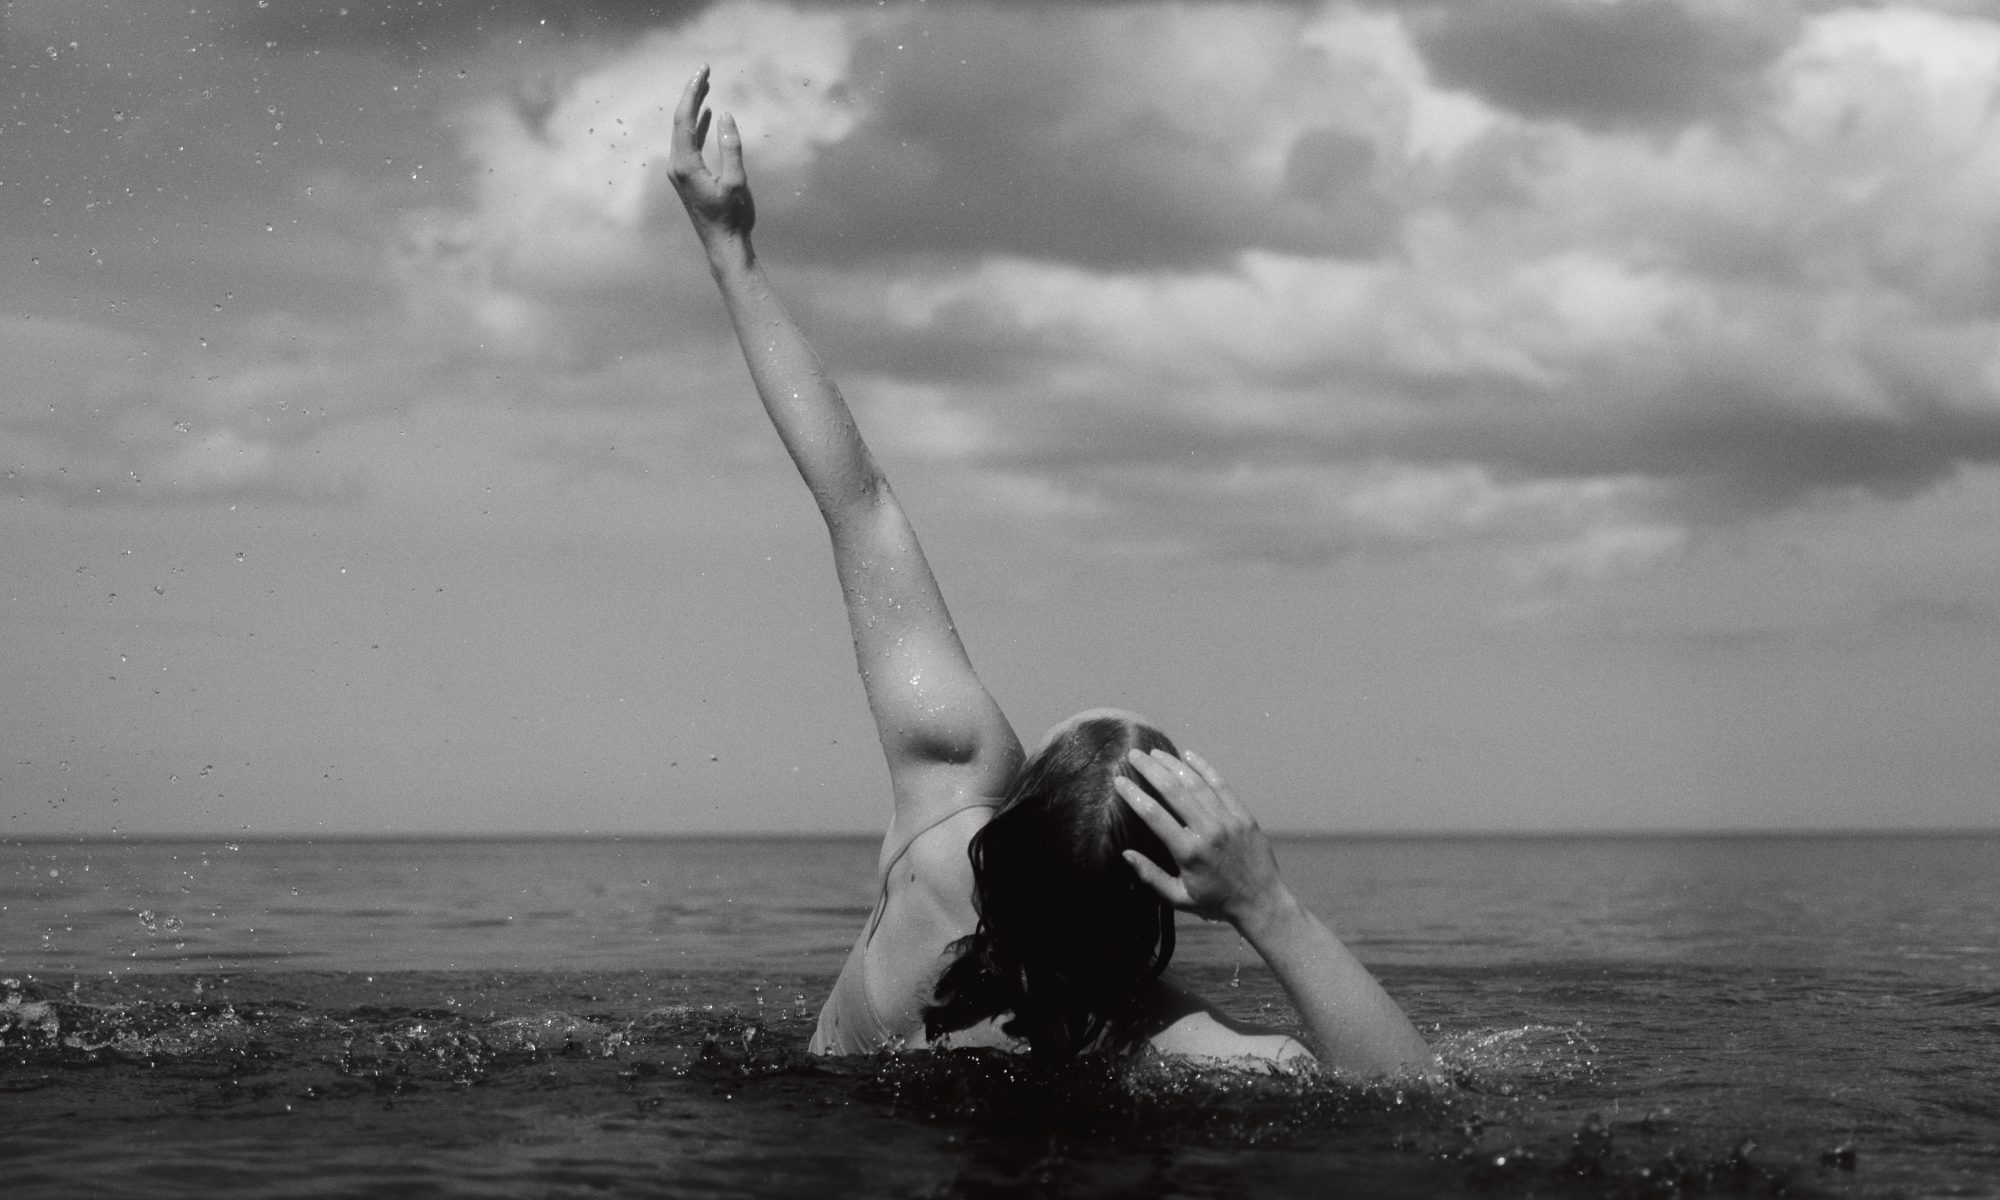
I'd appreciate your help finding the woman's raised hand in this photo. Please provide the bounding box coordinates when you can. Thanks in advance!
[1115,749,1293,934]
[667,65,755,244]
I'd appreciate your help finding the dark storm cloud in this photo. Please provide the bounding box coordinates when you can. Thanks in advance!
[1414,0,1792,132]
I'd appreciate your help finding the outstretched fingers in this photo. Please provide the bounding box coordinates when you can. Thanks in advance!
[1113,776,1193,904]
[670,66,712,177]
[1121,847,1192,908]
[1126,748,1225,833]
[1181,748,1252,824]
[715,112,746,188]
[1114,774,1192,854]
[1113,769,1203,910]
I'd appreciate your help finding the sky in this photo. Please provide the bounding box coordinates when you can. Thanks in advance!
[6,0,2000,837]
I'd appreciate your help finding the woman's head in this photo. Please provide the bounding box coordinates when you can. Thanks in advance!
[926,710,1183,1061]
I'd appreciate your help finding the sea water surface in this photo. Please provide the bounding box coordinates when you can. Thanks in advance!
[3,834,1996,1198]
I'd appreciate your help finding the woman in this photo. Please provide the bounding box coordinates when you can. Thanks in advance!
[667,66,1429,1076]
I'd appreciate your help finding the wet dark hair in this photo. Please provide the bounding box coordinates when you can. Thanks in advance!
[924,715,1181,1062]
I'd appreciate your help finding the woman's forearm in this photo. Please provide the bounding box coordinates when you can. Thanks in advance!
[1234,885,1431,1077]
[668,68,877,522]
[701,233,883,523]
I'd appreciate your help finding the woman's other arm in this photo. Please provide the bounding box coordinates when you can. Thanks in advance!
[1116,749,1431,1077]
[665,68,1020,823]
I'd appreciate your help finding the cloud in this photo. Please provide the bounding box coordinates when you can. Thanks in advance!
[941,454,1679,577]
[1412,0,1795,132]
[17,0,2000,615]
[149,428,279,490]
[746,2,2000,595]
[395,0,1411,321]
[1769,6,2000,312]
[1,308,397,504]
[376,0,870,367]
[3,3,844,508]
[783,4,1404,268]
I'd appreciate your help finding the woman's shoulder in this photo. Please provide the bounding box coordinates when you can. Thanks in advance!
[883,798,997,883]
[1129,976,1315,1069]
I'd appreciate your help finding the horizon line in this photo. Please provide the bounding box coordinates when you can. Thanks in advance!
[7,826,1999,845]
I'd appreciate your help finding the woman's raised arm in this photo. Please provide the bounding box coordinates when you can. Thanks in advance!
[666,67,1021,821]
[1116,749,1431,1077]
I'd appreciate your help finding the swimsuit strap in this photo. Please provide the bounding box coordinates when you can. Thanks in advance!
[863,801,999,943]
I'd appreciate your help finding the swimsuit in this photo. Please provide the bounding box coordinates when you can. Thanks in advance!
[809,802,998,1055]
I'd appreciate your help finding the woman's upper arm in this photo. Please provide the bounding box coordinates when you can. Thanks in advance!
[827,482,1021,811]
[1136,979,1318,1069]
[1146,1009,1317,1070]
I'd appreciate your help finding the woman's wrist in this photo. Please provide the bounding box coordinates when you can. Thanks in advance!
[1225,881,1305,945]
[701,230,755,276]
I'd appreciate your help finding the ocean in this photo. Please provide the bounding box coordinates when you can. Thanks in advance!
[3,834,1996,1198]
